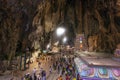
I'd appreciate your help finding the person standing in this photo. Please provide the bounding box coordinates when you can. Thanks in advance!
[32,68,37,80]
[77,74,81,80]
[57,63,60,74]
[37,73,41,80]
[34,73,37,80]
[40,68,43,75]
[72,77,76,80]
[41,70,46,80]
[38,61,41,68]
[49,66,52,74]
[57,75,63,80]
[33,68,37,75]
[66,74,70,80]
[29,75,32,80]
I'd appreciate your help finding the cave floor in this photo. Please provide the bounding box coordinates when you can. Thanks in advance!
[0,54,65,80]
[77,52,120,68]
[0,52,120,80]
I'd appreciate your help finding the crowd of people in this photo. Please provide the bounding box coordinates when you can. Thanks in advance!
[22,68,47,80]
[21,55,51,80]
[21,54,81,80]
[54,55,81,80]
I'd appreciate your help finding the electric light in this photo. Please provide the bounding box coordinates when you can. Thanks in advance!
[63,37,67,43]
[47,44,50,49]
[56,27,65,36]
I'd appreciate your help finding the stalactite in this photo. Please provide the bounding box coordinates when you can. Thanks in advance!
[0,0,120,62]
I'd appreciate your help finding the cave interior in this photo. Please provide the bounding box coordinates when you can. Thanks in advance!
[0,0,120,60]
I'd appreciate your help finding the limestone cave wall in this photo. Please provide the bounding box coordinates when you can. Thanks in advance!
[82,0,120,52]
[0,0,120,61]
[33,0,120,53]
[0,0,40,60]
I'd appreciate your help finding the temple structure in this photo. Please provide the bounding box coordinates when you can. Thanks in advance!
[75,34,88,51]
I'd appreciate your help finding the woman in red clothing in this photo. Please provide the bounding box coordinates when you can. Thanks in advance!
[66,74,70,80]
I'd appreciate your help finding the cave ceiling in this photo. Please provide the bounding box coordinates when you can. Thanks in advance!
[0,0,120,60]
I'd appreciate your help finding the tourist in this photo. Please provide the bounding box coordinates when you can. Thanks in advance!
[72,77,76,80]
[25,73,30,80]
[34,73,37,80]
[33,68,37,75]
[77,74,81,80]
[41,70,46,80]
[57,75,63,80]
[49,66,52,73]
[32,68,37,79]
[57,63,60,74]
[21,76,25,80]
[53,63,55,70]
[62,67,65,75]
[29,75,32,80]
[37,73,41,80]
[40,68,43,74]
[10,77,14,80]
[38,61,41,68]
[46,57,47,61]
[66,74,70,80]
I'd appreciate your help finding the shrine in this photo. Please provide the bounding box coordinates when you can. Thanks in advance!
[75,34,88,51]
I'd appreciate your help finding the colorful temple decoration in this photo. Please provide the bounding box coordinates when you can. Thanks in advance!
[75,34,88,51]
[74,58,120,80]
[99,68,108,75]
[111,69,120,80]
[98,68,109,79]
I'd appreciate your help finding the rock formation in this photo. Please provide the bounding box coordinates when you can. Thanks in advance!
[0,0,120,62]
[33,0,120,53]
